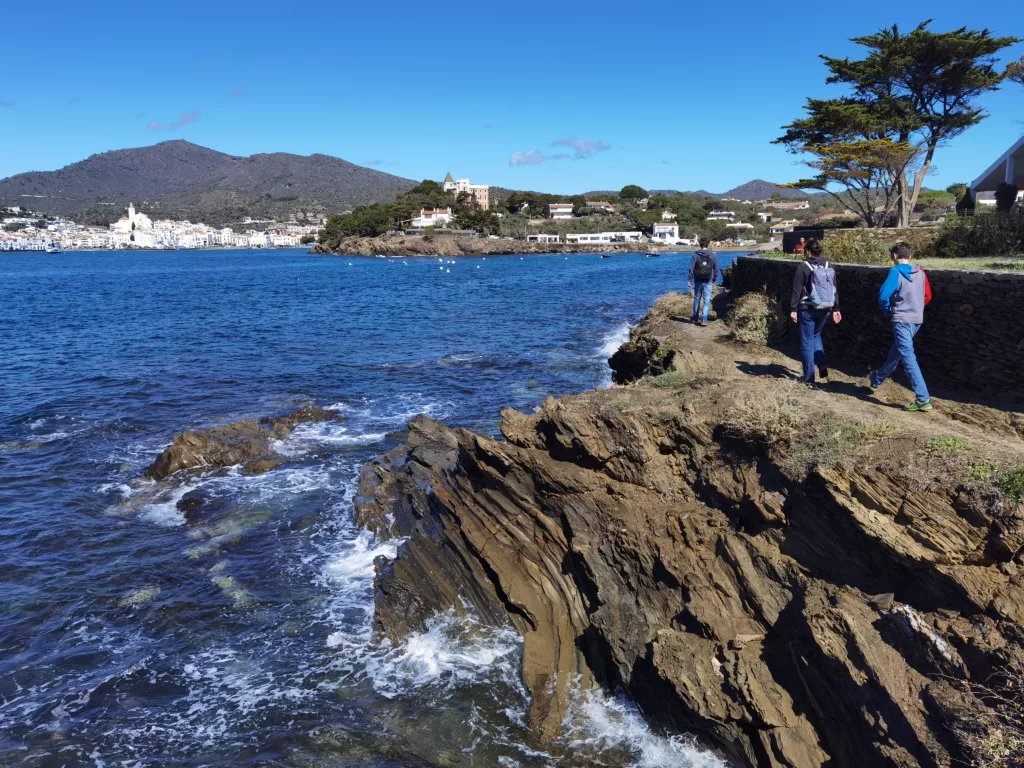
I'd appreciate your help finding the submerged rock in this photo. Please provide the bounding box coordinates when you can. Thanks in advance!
[355,295,1024,767]
[145,406,340,479]
[146,420,268,480]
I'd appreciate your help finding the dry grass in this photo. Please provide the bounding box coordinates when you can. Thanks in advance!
[724,388,803,447]
[727,291,787,346]
[647,370,693,389]
[724,387,907,473]
[860,420,901,440]
[785,414,866,473]
[954,672,1024,767]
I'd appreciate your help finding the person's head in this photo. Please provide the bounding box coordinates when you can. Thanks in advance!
[698,237,710,249]
[799,237,806,244]
[890,241,913,263]
[804,237,823,258]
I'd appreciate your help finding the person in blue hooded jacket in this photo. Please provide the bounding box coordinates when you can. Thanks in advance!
[868,241,934,412]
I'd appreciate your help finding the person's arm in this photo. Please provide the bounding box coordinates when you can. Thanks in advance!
[712,254,721,284]
[687,253,695,285]
[790,263,806,312]
[832,269,841,322]
[878,267,900,316]
[922,270,932,305]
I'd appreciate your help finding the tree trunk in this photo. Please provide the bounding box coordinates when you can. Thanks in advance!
[906,145,937,228]
[895,173,911,228]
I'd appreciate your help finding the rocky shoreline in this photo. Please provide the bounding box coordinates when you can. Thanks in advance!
[355,293,1024,767]
[312,234,769,258]
[311,234,657,257]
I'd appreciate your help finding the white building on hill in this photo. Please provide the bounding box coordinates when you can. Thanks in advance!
[651,222,680,244]
[110,203,154,235]
[706,210,736,221]
[443,172,490,209]
[549,203,574,220]
[411,207,453,228]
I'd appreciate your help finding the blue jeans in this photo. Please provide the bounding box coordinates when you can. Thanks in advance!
[691,281,712,323]
[872,321,930,403]
[798,308,830,382]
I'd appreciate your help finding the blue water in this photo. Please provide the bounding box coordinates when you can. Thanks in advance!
[0,248,735,768]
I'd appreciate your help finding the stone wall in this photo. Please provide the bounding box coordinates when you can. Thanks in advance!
[821,227,941,261]
[731,256,1024,402]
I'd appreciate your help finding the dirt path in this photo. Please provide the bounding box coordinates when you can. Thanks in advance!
[616,291,1024,462]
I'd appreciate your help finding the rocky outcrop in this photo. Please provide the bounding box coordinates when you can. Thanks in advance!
[315,234,656,257]
[355,295,1024,767]
[146,405,337,479]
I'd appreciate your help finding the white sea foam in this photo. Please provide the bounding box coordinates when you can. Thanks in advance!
[139,483,191,527]
[596,322,632,388]
[272,421,387,458]
[328,393,455,429]
[598,322,632,360]
[363,609,523,699]
[561,687,727,768]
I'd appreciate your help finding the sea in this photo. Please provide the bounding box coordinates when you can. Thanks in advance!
[0,248,738,768]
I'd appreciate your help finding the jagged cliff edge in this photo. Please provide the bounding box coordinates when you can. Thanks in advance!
[354,294,1024,767]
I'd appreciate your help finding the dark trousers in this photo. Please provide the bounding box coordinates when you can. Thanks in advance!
[798,307,830,382]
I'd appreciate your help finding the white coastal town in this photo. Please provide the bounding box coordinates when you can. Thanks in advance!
[0,203,324,252]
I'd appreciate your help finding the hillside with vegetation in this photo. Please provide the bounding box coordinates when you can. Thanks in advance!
[318,181,846,252]
[0,140,417,227]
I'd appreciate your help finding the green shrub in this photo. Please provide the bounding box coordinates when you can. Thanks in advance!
[934,213,1024,258]
[927,437,970,455]
[999,467,1024,502]
[967,461,1000,483]
[996,183,1020,214]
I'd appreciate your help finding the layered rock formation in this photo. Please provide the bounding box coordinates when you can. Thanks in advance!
[355,294,1024,767]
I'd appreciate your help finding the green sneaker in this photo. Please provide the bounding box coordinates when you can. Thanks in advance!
[904,399,933,412]
[866,371,880,394]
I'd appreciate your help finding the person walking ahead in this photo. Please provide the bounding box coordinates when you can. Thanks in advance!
[789,238,841,383]
[688,238,720,327]
[869,241,933,412]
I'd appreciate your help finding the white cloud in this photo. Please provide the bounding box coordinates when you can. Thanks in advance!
[509,150,547,166]
[551,137,612,158]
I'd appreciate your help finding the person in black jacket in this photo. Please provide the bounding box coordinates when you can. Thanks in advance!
[789,238,842,383]
[687,238,720,327]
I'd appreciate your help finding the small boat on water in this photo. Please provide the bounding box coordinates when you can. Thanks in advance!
[646,250,660,257]
[600,254,612,259]
[46,243,62,254]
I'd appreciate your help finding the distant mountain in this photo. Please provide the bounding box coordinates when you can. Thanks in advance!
[578,180,811,201]
[0,140,417,225]
[721,179,809,200]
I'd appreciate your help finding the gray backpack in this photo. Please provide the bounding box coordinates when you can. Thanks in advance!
[808,262,836,310]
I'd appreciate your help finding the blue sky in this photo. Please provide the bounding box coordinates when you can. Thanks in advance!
[1,0,1021,194]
